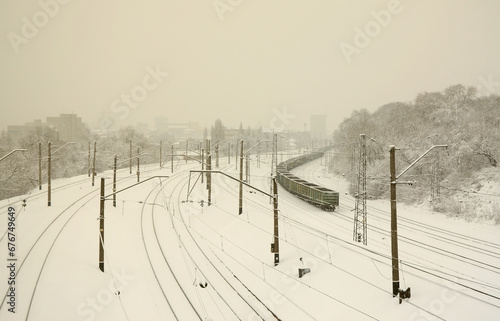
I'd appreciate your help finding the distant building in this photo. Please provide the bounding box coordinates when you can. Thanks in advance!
[7,114,88,142]
[310,114,327,141]
[151,118,201,139]
[7,119,43,141]
[46,114,88,142]
[155,117,169,134]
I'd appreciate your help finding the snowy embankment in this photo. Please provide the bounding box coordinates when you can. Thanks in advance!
[0,154,499,320]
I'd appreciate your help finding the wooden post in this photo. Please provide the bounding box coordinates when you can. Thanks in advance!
[208,154,212,205]
[99,177,105,272]
[272,177,279,265]
[137,147,140,183]
[160,140,162,168]
[239,140,243,214]
[206,139,210,187]
[246,154,249,183]
[171,144,174,173]
[216,144,219,168]
[186,140,188,163]
[92,141,96,186]
[88,141,91,177]
[129,140,132,174]
[48,142,51,206]
[38,142,42,190]
[201,148,204,184]
[390,145,399,297]
[113,155,117,207]
[228,142,231,165]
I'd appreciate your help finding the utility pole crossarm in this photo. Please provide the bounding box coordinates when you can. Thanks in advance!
[103,175,169,200]
[0,149,27,162]
[244,140,269,155]
[52,142,75,155]
[396,145,448,180]
[190,170,275,198]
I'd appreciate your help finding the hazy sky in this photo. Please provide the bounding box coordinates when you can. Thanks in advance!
[1,1,500,134]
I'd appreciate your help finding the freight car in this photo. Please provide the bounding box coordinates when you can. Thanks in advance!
[276,151,339,211]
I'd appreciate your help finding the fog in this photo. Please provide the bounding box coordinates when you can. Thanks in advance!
[1,0,499,133]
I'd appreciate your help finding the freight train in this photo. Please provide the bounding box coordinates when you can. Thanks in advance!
[276,151,339,211]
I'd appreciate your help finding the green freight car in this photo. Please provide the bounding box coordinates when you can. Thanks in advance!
[276,151,339,211]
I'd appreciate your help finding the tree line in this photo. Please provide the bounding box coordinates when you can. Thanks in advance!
[331,84,500,222]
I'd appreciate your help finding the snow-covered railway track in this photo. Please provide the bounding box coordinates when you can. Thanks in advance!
[171,165,278,320]
[0,165,165,320]
[207,164,383,320]
[139,176,202,320]
[299,159,500,257]
[0,179,107,319]
[294,160,500,291]
[288,158,500,313]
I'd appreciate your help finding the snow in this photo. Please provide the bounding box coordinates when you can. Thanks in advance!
[1,154,499,320]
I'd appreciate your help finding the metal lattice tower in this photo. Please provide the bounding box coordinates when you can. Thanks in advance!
[353,134,367,245]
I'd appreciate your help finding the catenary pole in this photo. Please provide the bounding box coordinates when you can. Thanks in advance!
[390,145,399,297]
[272,177,279,265]
[113,155,117,207]
[92,141,96,186]
[38,142,42,190]
[48,142,51,206]
[239,139,244,214]
[99,177,105,272]
[137,147,140,182]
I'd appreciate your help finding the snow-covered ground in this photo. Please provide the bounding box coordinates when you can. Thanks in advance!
[1,153,499,320]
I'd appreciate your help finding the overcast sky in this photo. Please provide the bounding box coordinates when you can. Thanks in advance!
[1,0,499,134]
